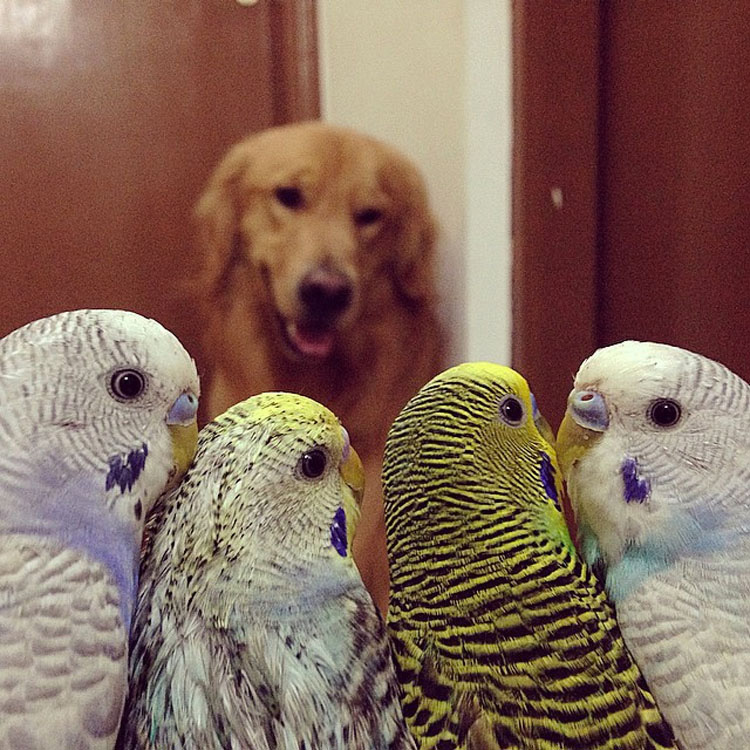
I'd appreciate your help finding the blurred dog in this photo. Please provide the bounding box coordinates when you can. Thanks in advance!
[192,121,445,612]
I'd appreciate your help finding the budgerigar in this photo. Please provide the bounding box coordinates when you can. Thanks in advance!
[117,392,415,750]
[383,362,677,750]
[0,309,200,750]
[557,340,750,749]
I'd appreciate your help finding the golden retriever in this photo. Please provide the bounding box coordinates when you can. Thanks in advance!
[192,121,445,612]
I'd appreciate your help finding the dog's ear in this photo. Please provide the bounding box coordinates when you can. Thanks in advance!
[192,140,255,299]
[394,204,438,305]
[386,158,440,306]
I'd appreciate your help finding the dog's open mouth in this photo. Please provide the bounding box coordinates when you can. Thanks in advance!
[282,318,336,359]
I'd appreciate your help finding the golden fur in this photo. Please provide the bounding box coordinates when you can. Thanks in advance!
[192,121,445,612]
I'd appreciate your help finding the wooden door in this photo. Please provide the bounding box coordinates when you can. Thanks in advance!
[513,0,750,428]
[512,1,599,428]
[0,0,319,365]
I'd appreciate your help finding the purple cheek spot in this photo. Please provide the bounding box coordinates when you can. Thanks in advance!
[106,443,148,494]
[621,456,650,503]
[539,451,560,510]
[330,507,348,557]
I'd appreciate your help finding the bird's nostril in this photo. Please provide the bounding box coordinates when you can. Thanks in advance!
[570,390,609,431]
[299,276,353,317]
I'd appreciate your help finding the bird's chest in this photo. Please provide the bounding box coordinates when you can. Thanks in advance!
[621,557,750,649]
[247,619,354,702]
[0,540,128,742]
[0,538,125,626]
[193,619,362,750]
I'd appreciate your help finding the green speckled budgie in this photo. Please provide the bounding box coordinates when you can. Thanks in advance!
[117,392,414,750]
[0,309,200,750]
[558,340,750,749]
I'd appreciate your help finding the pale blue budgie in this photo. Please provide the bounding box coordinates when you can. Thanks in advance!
[117,392,414,750]
[557,340,750,749]
[0,309,199,750]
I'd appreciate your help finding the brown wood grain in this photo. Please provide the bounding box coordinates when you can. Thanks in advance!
[270,0,321,122]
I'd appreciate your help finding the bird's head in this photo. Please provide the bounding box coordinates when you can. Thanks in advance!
[170,391,365,605]
[557,340,750,593]
[383,361,570,568]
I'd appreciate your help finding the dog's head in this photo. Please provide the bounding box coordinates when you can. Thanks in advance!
[193,122,437,362]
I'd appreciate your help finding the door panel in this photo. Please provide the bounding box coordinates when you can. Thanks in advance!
[512,0,600,427]
[599,0,750,378]
[513,0,750,427]
[0,0,319,363]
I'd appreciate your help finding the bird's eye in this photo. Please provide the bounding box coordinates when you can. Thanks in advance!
[648,398,682,428]
[299,449,327,479]
[275,186,304,209]
[498,395,525,426]
[110,369,147,401]
[354,207,383,226]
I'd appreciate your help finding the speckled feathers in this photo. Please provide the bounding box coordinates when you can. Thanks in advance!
[118,392,413,750]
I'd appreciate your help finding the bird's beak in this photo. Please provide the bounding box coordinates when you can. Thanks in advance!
[530,391,556,448]
[556,389,608,476]
[341,444,365,508]
[166,390,200,483]
[534,411,556,449]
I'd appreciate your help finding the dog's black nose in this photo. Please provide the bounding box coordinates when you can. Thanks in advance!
[299,271,353,319]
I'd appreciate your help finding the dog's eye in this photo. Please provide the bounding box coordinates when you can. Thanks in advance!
[275,186,304,210]
[354,207,383,226]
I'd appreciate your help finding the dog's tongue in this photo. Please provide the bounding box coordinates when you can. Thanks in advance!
[287,321,335,358]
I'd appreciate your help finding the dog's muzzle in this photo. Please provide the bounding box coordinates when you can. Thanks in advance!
[298,269,353,322]
[280,268,355,360]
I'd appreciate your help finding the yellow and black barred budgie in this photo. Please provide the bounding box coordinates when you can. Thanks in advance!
[382,362,678,750]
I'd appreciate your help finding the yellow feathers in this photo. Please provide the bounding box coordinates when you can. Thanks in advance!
[383,361,677,750]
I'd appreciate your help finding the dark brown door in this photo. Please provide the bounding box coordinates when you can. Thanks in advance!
[513,0,750,428]
[0,0,319,364]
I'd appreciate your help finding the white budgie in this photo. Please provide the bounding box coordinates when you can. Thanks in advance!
[557,340,750,749]
[0,309,199,750]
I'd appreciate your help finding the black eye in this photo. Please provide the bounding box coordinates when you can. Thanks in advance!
[499,395,525,426]
[648,398,682,428]
[299,449,327,479]
[110,369,146,400]
[275,186,304,209]
[355,207,383,226]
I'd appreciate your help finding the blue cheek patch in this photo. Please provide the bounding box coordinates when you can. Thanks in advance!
[621,455,650,503]
[330,507,348,557]
[106,443,148,494]
[539,451,560,510]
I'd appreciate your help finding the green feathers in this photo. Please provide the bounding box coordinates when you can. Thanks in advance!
[383,362,676,750]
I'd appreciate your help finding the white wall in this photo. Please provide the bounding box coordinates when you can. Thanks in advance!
[317,0,513,365]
